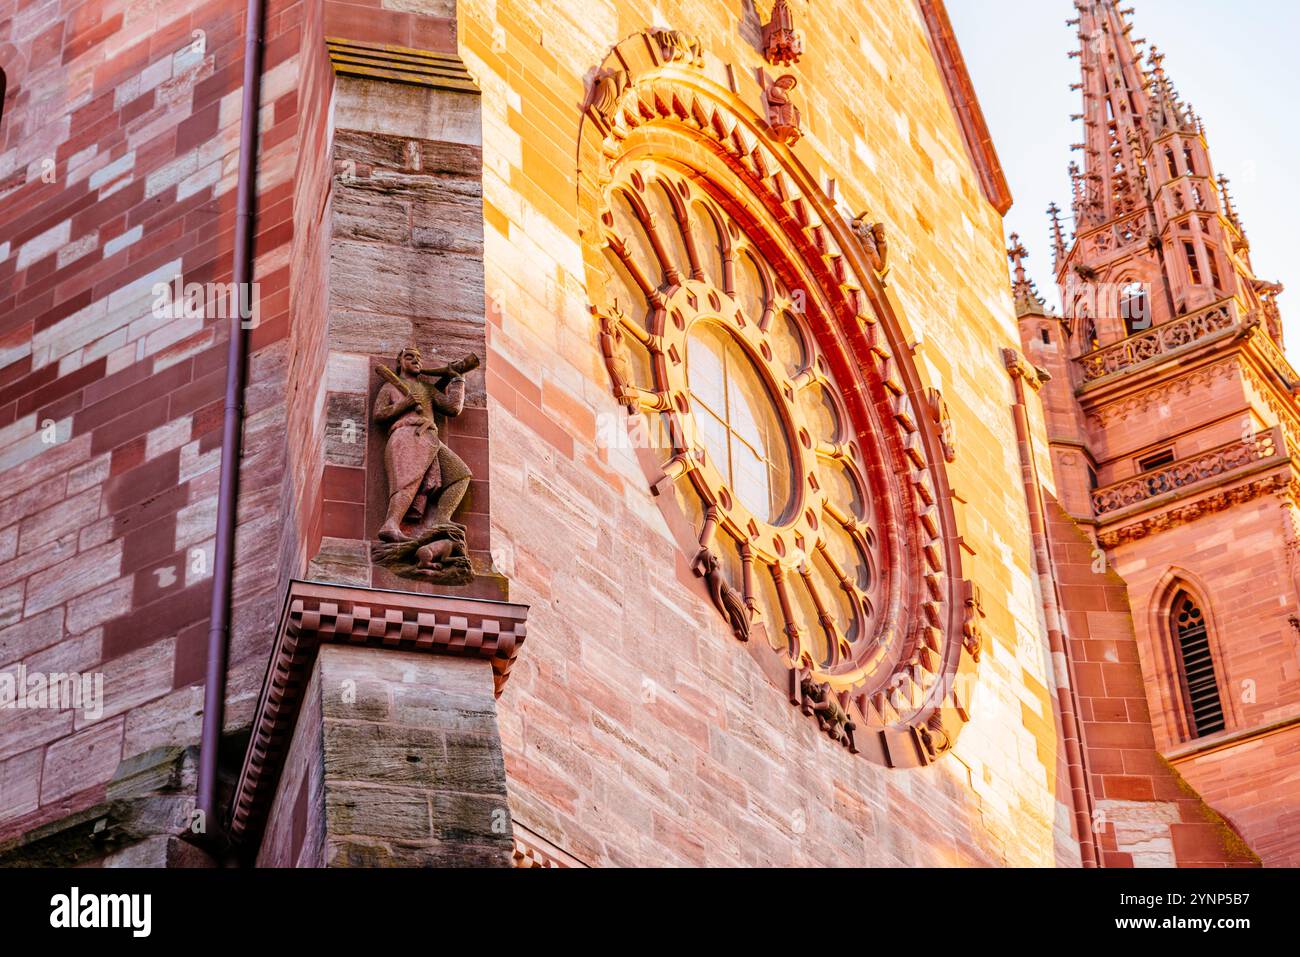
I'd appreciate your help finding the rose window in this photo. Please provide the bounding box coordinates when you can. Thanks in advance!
[579,43,980,766]
[598,168,884,673]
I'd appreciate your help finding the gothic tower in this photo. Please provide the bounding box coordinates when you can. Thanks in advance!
[1017,0,1300,865]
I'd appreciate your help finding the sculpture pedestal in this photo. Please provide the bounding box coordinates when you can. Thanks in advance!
[233,581,527,866]
[309,537,511,602]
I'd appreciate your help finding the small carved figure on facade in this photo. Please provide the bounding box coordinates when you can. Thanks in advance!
[960,579,984,663]
[599,311,638,413]
[761,0,803,67]
[766,74,802,146]
[694,547,751,642]
[372,346,480,584]
[590,69,629,121]
[1253,279,1285,342]
[915,718,950,763]
[927,387,956,463]
[799,671,857,750]
[850,212,889,276]
[654,29,704,67]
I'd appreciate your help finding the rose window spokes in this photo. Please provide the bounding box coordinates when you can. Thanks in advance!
[685,322,793,523]
[598,169,884,675]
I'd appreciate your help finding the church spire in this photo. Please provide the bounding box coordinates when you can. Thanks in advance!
[1051,1,1284,338]
[1143,44,1198,139]
[1068,0,1156,227]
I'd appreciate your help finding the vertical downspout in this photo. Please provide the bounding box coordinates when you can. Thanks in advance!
[197,0,265,840]
[1003,349,1102,869]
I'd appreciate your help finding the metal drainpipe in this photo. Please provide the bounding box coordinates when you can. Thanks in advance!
[1006,358,1102,869]
[197,0,265,842]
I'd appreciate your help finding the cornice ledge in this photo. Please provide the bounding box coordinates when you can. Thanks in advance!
[1074,325,1242,399]
[1165,710,1300,765]
[1097,470,1298,548]
[512,823,589,868]
[326,36,479,93]
[228,580,528,846]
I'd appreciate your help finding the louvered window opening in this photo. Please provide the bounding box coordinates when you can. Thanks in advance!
[1173,594,1225,737]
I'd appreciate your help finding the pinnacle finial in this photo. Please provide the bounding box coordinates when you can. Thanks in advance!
[1048,203,1068,263]
[1008,233,1047,315]
[1008,233,1029,282]
[1218,174,1245,233]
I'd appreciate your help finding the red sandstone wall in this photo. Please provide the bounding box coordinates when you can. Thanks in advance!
[1108,499,1300,865]
[1045,496,1258,866]
[0,0,311,845]
[1171,724,1300,867]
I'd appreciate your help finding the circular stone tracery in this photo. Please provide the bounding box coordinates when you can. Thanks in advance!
[578,34,982,767]
[685,322,794,524]
[602,171,885,677]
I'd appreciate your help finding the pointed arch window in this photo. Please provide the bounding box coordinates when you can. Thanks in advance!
[1120,281,1149,336]
[1171,592,1225,738]
[1182,145,1196,176]
[1165,147,1179,179]
[1183,241,1202,284]
[1083,315,1100,352]
[1207,248,1223,290]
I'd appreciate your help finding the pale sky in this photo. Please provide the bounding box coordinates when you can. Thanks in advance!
[947,0,1300,346]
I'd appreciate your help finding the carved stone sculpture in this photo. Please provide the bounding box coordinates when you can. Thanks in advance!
[371,346,480,584]
[959,579,984,663]
[926,387,957,463]
[914,717,950,763]
[766,74,802,146]
[850,212,889,275]
[653,29,704,67]
[761,0,803,66]
[599,312,638,412]
[590,69,629,121]
[799,671,857,751]
[694,547,752,642]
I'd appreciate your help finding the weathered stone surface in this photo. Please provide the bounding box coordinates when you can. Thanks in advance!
[334,78,482,146]
[331,243,484,324]
[122,686,205,754]
[0,608,64,666]
[256,645,511,867]
[23,540,123,617]
[0,749,42,823]
[306,538,372,587]
[0,585,23,631]
[101,834,216,868]
[325,393,369,468]
[322,721,448,789]
[325,785,432,843]
[40,719,125,804]
[325,836,511,868]
[0,748,198,867]
[65,578,135,634]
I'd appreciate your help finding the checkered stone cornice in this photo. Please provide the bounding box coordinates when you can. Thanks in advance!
[229,580,527,845]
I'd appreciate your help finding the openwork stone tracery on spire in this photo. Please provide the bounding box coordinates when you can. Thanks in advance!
[1036,0,1286,356]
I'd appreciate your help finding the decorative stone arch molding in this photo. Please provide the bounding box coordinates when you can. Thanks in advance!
[576,30,981,768]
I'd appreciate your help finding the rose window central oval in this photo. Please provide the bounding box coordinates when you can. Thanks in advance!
[685,321,794,524]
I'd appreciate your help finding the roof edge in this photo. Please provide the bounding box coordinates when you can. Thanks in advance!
[915,0,1013,216]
